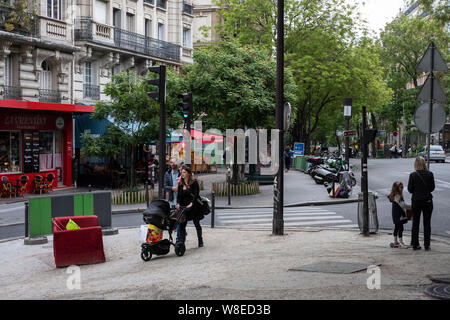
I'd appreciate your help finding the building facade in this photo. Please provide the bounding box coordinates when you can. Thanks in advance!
[0,0,194,191]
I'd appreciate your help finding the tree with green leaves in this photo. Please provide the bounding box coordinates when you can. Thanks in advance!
[379,10,449,149]
[82,72,161,187]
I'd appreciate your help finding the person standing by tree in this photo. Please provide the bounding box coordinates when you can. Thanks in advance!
[407,157,435,251]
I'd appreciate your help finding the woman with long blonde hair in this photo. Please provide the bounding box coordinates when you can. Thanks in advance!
[407,156,435,251]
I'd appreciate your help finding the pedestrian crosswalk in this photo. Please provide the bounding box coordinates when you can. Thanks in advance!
[215,207,358,229]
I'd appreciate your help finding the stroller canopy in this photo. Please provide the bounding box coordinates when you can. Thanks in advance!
[144,200,171,218]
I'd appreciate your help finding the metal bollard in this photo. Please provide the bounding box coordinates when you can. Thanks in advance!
[227,167,231,206]
[211,191,215,228]
[24,201,29,238]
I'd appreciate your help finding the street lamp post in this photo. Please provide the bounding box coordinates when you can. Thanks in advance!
[273,0,284,236]
[344,98,352,170]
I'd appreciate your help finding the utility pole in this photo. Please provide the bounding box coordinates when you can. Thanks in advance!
[273,0,284,236]
[147,65,167,199]
[361,106,369,236]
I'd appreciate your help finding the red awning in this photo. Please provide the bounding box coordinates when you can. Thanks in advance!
[0,99,95,113]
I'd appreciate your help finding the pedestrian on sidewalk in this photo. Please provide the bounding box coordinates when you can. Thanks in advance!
[388,181,410,248]
[284,146,291,172]
[164,158,181,241]
[176,165,205,248]
[407,156,435,251]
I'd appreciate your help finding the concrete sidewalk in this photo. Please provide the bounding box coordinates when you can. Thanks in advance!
[0,225,449,299]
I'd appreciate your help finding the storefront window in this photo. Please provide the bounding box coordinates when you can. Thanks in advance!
[39,131,54,171]
[0,131,21,173]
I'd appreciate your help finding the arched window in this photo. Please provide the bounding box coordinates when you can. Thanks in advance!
[40,60,52,90]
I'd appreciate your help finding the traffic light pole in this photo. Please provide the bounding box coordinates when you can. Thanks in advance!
[158,68,166,200]
[273,0,284,236]
[361,106,369,236]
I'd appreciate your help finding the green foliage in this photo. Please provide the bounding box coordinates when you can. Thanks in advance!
[178,40,297,131]
[1,0,36,34]
[379,11,450,135]
[83,72,162,187]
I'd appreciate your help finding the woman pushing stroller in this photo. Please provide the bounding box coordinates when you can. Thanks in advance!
[175,165,205,248]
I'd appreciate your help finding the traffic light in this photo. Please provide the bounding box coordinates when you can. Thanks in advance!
[178,92,193,121]
[147,65,166,104]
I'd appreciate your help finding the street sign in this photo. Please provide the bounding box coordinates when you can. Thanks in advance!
[294,142,304,156]
[416,73,447,103]
[336,130,344,137]
[343,130,356,137]
[416,41,449,73]
[414,103,446,134]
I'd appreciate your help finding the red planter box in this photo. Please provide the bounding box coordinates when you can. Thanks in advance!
[53,216,105,268]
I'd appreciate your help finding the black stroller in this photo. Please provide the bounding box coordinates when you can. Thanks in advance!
[140,200,186,261]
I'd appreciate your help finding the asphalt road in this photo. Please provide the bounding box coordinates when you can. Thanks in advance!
[1,157,449,241]
[346,157,450,238]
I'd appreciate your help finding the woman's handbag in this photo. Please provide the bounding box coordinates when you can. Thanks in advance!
[170,208,186,224]
[406,208,413,221]
[192,194,211,215]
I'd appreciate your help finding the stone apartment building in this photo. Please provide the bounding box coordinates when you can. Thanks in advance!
[0,0,195,190]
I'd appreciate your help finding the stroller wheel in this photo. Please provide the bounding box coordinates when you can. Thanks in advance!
[141,249,152,262]
[175,242,186,257]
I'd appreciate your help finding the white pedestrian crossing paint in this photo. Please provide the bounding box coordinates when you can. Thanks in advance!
[215,207,357,229]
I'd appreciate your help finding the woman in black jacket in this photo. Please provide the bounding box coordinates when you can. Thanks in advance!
[407,156,435,251]
[175,165,204,247]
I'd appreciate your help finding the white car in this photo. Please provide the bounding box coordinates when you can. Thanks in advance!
[418,145,446,163]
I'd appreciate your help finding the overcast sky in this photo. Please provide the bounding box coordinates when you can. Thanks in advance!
[354,0,407,35]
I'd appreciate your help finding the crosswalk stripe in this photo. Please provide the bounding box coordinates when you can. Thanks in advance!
[219,215,347,224]
[244,220,354,227]
[216,208,330,214]
[214,206,356,229]
[217,211,337,219]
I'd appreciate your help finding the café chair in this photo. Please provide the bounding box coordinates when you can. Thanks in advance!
[16,175,29,197]
[45,173,55,192]
[34,175,45,194]
[1,176,16,198]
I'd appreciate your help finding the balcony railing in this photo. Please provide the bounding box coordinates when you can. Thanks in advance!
[74,19,181,62]
[182,2,194,15]
[144,0,155,5]
[157,0,167,10]
[3,86,22,100]
[84,84,100,100]
[0,5,38,37]
[114,28,180,62]
[39,89,61,103]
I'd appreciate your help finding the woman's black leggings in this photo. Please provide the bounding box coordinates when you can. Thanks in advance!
[393,223,404,238]
[178,218,202,243]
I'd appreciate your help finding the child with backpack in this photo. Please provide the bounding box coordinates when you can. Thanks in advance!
[388,181,410,248]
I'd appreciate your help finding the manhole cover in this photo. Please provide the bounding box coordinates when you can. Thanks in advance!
[289,261,381,274]
[427,275,450,284]
[424,284,450,300]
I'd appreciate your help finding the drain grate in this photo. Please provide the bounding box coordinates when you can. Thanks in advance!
[427,275,450,284]
[424,284,450,300]
[289,261,381,274]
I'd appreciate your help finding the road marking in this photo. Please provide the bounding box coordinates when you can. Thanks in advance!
[216,207,356,229]
[0,205,25,214]
[446,231,450,235]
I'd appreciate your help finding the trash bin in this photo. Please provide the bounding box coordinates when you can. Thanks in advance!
[357,192,378,234]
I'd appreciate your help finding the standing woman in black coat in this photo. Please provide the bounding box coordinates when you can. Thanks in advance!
[175,165,205,247]
[407,156,435,251]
